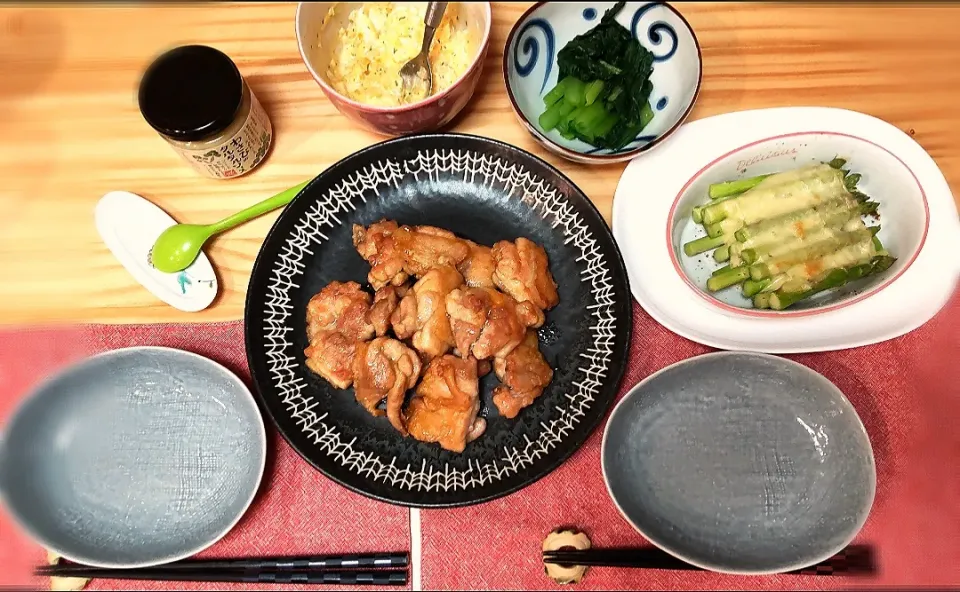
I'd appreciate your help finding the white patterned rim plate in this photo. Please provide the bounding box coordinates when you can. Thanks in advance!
[613,106,960,353]
[243,133,632,507]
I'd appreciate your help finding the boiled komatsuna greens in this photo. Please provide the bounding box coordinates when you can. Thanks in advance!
[538,2,656,150]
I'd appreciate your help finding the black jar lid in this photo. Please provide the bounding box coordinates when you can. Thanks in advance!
[138,45,244,142]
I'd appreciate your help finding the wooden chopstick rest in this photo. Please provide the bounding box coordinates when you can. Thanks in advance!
[46,551,89,592]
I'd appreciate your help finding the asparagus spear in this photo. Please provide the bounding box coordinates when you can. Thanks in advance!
[844,173,862,193]
[740,219,871,265]
[754,293,772,309]
[827,158,847,170]
[694,190,742,222]
[870,254,896,273]
[701,164,847,225]
[752,238,879,293]
[683,233,735,257]
[871,231,889,254]
[749,231,876,280]
[714,245,731,263]
[744,227,873,280]
[733,198,874,243]
[708,174,772,199]
[697,158,853,227]
[742,278,771,297]
[706,266,750,292]
[767,255,896,310]
[706,218,743,238]
[707,158,846,202]
[769,268,849,310]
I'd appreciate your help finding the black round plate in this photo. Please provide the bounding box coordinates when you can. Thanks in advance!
[244,133,632,507]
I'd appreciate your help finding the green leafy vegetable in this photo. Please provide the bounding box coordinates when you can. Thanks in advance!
[538,1,656,150]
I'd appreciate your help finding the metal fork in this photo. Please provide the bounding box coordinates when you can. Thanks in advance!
[399,2,448,101]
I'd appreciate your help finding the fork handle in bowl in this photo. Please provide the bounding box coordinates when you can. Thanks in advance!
[421,2,448,51]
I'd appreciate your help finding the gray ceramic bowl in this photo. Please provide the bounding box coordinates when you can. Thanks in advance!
[601,351,876,574]
[0,347,267,568]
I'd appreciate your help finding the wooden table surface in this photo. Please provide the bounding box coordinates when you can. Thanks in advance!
[1,2,958,325]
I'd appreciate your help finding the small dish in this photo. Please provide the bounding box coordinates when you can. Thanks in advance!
[295,2,491,136]
[602,351,876,575]
[503,1,702,164]
[670,131,928,316]
[95,191,218,313]
[612,106,960,353]
[0,347,267,568]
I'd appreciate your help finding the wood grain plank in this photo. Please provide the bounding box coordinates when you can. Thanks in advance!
[0,2,956,325]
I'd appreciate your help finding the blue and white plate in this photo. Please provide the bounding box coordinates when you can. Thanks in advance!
[503,1,702,164]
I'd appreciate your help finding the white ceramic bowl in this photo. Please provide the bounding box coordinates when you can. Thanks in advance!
[503,1,702,164]
[612,106,960,353]
[670,131,929,317]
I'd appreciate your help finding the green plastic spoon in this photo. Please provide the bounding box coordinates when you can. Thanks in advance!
[150,180,310,274]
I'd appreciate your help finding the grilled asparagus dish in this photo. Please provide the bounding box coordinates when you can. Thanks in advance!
[682,159,895,311]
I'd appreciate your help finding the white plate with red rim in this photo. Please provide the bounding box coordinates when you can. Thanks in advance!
[612,106,960,353]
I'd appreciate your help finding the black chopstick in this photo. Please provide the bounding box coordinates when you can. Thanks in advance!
[543,548,699,571]
[33,567,408,586]
[36,552,409,575]
[543,545,875,576]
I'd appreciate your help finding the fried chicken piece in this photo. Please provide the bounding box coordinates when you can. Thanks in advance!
[477,359,492,377]
[352,337,422,434]
[305,281,373,343]
[453,354,492,377]
[352,220,471,290]
[353,220,407,289]
[406,355,486,453]
[367,284,409,337]
[445,288,486,358]
[390,290,418,340]
[492,331,554,419]
[304,281,375,389]
[446,287,544,362]
[491,237,560,311]
[408,265,464,360]
[457,240,497,289]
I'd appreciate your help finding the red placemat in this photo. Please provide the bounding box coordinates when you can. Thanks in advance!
[2,293,957,591]
[0,323,411,592]
[421,291,960,590]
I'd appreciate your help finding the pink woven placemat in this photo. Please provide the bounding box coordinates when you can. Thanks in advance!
[1,291,957,590]
[421,293,960,590]
[0,323,410,591]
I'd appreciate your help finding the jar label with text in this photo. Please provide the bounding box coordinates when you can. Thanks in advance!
[176,91,273,179]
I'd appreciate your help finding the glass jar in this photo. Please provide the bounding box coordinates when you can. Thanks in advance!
[138,45,273,180]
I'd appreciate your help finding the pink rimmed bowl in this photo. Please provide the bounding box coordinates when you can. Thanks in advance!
[295,2,491,136]
[668,131,930,318]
